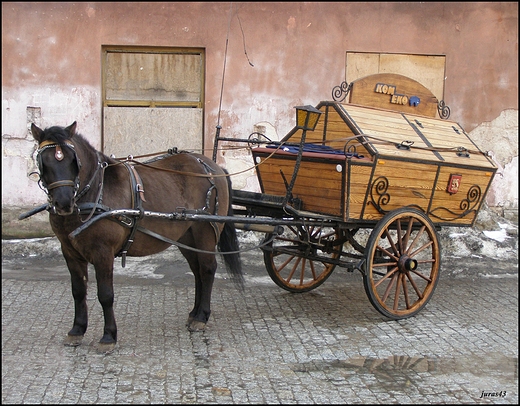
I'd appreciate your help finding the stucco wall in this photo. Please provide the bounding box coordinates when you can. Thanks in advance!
[2,2,518,236]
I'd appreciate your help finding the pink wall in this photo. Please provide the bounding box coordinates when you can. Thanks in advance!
[2,2,518,213]
[2,3,517,130]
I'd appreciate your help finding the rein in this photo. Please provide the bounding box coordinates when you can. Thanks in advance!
[29,136,270,260]
[115,141,291,179]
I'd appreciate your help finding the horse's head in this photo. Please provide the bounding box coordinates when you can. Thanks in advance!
[31,122,81,215]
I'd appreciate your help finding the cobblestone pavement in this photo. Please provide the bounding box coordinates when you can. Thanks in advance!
[2,240,518,404]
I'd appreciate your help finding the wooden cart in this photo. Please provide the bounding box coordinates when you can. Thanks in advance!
[230,73,497,319]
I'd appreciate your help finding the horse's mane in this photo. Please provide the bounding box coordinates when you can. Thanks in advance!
[70,132,96,154]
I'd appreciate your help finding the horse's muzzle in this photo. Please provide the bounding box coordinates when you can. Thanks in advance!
[52,204,75,216]
[50,193,76,216]
[48,183,77,216]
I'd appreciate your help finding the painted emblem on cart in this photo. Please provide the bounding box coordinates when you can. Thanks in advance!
[447,174,462,194]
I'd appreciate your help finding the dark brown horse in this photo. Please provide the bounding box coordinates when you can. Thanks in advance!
[29,121,243,350]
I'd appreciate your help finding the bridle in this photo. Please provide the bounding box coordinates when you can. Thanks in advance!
[33,139,106,211]
[34,139,81,196]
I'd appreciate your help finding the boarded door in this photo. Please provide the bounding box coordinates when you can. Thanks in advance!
[102,46,205,159]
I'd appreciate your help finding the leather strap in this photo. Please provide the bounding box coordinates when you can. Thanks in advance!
[117,162,146,266]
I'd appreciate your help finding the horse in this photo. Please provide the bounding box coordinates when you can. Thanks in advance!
[29,121,243,350]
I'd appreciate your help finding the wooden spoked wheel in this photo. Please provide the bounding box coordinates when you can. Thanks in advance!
[363,208,441,319]
[263,222,342,292]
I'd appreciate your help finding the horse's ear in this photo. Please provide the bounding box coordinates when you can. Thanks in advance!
[65,121,77,138]
[31,123,43,142]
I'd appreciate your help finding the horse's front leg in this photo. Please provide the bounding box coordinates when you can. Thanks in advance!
[92,256,117,347]
[63,256,89,346]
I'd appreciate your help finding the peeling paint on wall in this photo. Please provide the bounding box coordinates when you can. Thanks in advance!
[2,86,101,207]
[469,109,519,210]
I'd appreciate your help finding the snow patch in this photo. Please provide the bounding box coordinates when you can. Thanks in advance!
[483,223,510,243]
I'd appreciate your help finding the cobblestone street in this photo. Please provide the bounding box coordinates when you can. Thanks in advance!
[2,236,518,405]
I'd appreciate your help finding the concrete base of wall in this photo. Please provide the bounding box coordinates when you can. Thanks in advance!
[489,206,518,224]
[2,206,54,239]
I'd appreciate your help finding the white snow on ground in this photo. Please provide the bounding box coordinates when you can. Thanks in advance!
[482,223,510,243]
[449,232,468,238]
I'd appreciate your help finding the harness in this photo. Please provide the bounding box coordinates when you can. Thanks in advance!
[116,162,146,267]
[34,141,222,267]
[114,155,222,267]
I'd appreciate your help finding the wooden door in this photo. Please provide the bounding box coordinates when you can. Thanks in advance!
[102,46,205,159]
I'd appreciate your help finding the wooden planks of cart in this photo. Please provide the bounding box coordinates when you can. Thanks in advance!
[229,73,497,319]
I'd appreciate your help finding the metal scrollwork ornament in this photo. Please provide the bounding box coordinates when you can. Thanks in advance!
[332,81,352,102]
[438,100,451,119]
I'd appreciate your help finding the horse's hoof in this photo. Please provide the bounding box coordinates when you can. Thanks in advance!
[186,316,194,327]
[97,342,116,354]
[187,320,206,332]
[64,334,83,346]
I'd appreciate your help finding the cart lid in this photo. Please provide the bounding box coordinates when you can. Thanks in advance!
[335,103,496,169]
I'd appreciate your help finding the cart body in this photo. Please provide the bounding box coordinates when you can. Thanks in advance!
[252,75,496,227]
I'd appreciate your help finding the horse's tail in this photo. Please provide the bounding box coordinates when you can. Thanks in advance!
[218,169,244,290]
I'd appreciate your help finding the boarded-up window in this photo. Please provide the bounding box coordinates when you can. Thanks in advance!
[102,46,205,158]
[345,52,446,102]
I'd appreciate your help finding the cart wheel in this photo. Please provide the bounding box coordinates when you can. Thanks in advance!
[363,208,441,319]
[263,222,342,292]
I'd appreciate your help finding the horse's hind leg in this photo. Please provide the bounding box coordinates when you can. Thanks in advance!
[179,234,217,332]
[63,257,89,346]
